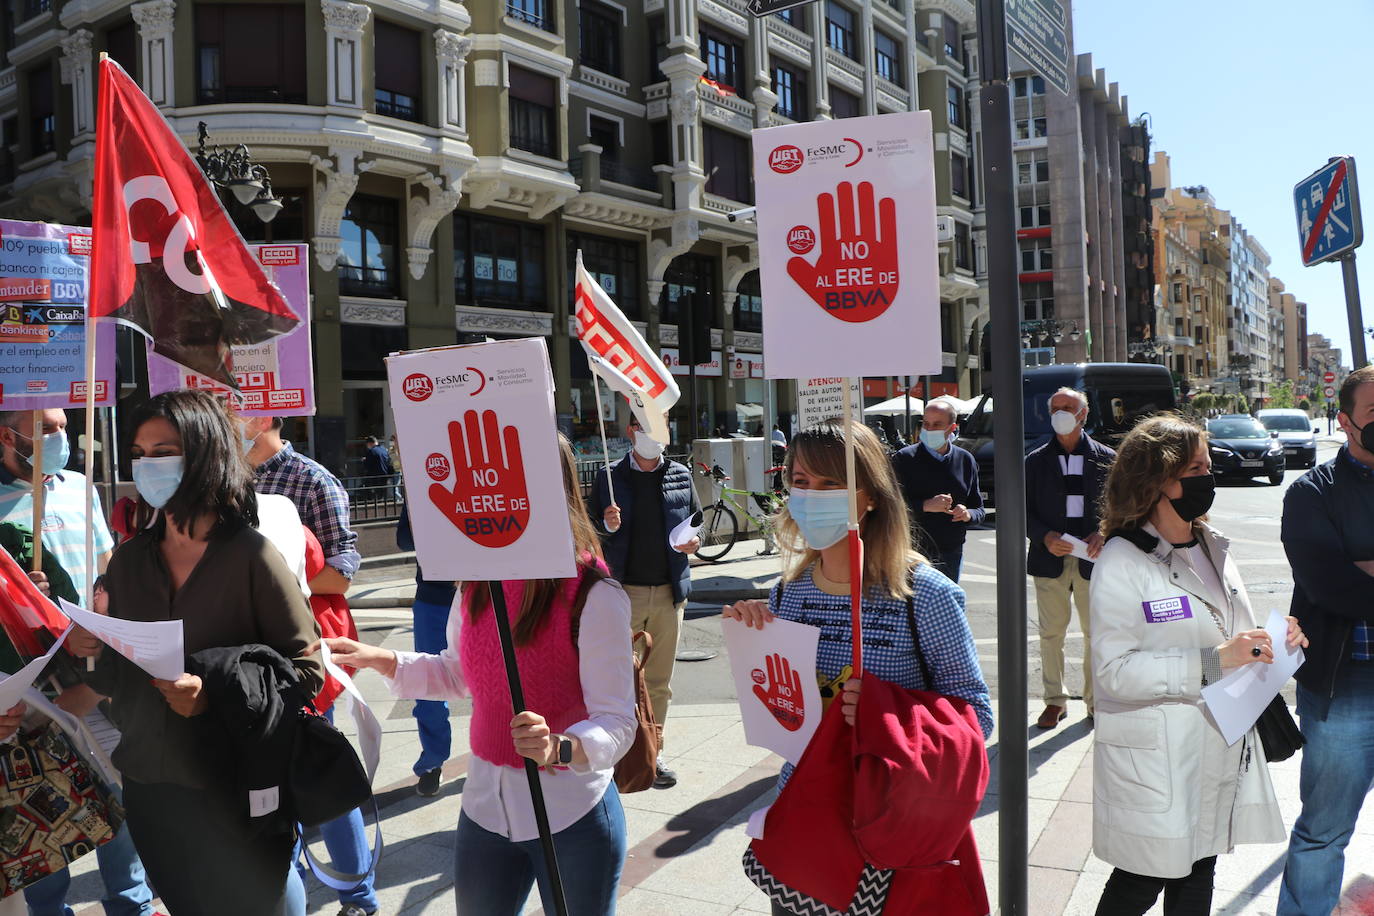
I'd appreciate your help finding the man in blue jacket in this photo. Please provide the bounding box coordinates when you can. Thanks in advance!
[590,414,699,788]
[890,398,984,582]
[1025,388,1115,728]
[1278,365,1374,916]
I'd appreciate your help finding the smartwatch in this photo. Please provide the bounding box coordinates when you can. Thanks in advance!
[555,736,574,765]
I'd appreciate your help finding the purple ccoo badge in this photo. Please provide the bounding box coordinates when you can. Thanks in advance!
[1142,595,1193,624]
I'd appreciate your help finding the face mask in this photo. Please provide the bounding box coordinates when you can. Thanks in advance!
[787,487,850,550]
[1352,418,1374,454]
[1050,410,1081,436]
[239,425,258,455]
[132,456,184,509]
[631,431,664,461]
[919,428,949,451]
[1169,473,1215,522]
[10,429,70,476]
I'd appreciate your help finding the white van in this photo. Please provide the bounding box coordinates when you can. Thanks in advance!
[1256,408,1320,468]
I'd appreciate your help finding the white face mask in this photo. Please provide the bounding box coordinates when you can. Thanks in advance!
[631,430,664,461]
[1050,410,1082,436]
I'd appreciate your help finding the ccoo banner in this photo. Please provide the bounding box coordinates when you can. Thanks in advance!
[386,338,576,582]
[754,111,940,380]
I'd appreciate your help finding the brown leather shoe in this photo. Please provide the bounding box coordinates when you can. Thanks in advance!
[1036,705,1068,729]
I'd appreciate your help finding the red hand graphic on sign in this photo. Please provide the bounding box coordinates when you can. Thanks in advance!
[786,180,899,323]
[751,653,806,732]
[428,409,531,549]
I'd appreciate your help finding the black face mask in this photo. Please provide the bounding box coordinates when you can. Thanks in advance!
[1353,417,1374,454]
[1169,473,1216,522]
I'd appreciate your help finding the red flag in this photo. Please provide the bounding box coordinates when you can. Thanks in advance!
[90,58,298,388]
[0,548,70,659]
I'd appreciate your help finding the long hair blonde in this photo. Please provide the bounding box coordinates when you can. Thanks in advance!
[776,419,921,598]
[1098,414,1208,537]
[463,433,605,644]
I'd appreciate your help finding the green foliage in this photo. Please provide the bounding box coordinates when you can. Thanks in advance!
[1299,398,1312,412]
[1191,393,1215,413]
[1269,380,1297,410]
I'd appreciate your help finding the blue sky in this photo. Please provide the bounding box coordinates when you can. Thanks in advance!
[1073,0,1373,368]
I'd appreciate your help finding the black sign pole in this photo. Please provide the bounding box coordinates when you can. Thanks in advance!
[1342,254,1368,368]
[977,1,1029,914]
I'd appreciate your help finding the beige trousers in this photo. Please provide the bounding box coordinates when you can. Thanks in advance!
[1034,562,1093,710]
[623,584,685,744]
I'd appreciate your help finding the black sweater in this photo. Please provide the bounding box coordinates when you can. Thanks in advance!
[890,443,986,552]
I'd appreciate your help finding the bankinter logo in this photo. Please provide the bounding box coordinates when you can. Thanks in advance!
[403,373,434,402]
[769,145,804,174]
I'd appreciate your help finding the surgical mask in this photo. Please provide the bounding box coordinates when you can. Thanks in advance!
[11,429,69,476]
[1050,410,1081,436]
[1169,473,1215,522]
[132,456,184,509]
[631,431,664,461]
[240,428,257,455]
[919,428,950,451]
[787,487,850,550]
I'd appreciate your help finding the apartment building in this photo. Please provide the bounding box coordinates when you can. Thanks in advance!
[1224,218,1272,401]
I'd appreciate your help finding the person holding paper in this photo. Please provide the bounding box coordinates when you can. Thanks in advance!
[890,398,984,582]
[1089,415,1305,915]
[326,435,636,916]
[70,390,322,916]
[1025,387,1116,728]
[1277,364,1374,916]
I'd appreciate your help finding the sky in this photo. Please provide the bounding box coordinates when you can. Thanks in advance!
[1072,0,1373,368]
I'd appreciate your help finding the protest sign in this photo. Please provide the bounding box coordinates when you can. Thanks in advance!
[0,220,114,409]
[59,598,184,681]
[723,616,822,764]
[753,111,940,380]
[145,244,314,415]
[386,338,576,582]
[796,377,863,430]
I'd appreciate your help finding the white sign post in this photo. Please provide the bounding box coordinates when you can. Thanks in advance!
[796,377,864,430]
[754,111,941,381]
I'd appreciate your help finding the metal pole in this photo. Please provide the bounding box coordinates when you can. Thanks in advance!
[1341,254,1368,368]
[904,375,913,440]
[977,1,1028,913]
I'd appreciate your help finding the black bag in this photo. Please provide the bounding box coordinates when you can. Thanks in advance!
[1255,694,1305,763]
[289,706,372,828]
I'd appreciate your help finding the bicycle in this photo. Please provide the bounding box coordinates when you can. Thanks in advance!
[694,461,788,562]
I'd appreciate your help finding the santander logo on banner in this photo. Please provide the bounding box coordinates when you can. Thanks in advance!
[769,145,804,174]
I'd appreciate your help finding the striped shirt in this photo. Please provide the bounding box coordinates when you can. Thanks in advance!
[771,562,993,787]
[0,469,112,600]
[254,442,360,579]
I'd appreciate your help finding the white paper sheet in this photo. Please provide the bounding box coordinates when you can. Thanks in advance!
[746,804,771,840]
[0,625,72,712]
[669,510,703,550]
[320,639,381,783]
[722,616,822,764]
[1201,609,1305,746]
[1060,533,1094,562]
[58,598,185,681]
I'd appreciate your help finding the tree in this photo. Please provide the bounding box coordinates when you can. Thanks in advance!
[1269,380,1296,410]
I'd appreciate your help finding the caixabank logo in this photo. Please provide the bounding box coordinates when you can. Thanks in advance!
[402,368,488,402]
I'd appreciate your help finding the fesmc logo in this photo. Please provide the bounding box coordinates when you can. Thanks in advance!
[402,369,487,402]
[768,145,804,174]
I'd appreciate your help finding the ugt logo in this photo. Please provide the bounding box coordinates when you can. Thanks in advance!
[403,373,434,402]
[769,145,804,174]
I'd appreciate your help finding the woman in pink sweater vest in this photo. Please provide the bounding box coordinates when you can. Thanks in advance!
[328,435,636,915]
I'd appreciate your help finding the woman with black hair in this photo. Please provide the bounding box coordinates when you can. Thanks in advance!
[70,389,321,915]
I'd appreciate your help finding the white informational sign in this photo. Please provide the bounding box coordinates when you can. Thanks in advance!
[754,111,940,379]
[1202,610,1305,746]
[659,347,723,377]
[722,616,823,765]
[386,338,576,582]
[796,377,863,430]
[0,625,72,712]
[59,598,185,681]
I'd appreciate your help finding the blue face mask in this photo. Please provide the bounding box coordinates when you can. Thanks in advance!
[787,487,850,550]
[132,456,184,509]
[919,428,949,451]
[11,429,70,476]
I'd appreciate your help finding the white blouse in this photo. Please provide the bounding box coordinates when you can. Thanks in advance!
[388,580,636,842]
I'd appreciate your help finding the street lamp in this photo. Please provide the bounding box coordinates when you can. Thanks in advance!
[194,121,283,223]
[1019,319,1080,348]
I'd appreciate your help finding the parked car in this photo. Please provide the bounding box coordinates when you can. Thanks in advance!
[1207,415,1286,485]
[955,363,1178,506]
[1256,408,1319,468]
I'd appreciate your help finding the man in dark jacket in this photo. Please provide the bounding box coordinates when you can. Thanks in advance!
[891,398,984,582]
[589,414,699,788]
[1278,365,1374,916]
[1025,387,1115,728]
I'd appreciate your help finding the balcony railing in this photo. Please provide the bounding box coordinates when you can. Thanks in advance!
[506,0,554,31]
[568,156,659,192]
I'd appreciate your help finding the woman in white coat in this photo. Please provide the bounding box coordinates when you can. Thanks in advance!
[1089,415,1307,914]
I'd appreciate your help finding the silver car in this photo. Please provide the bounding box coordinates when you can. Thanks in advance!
[1256,408,1320,469]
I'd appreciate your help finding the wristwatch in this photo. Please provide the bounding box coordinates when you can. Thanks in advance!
[554,736,574,765]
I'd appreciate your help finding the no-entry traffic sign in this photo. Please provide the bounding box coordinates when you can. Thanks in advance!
[1323,371,1337,384]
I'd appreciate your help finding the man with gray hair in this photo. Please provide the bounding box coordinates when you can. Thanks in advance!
[891,398,985,582]
[1025,387,1116,728]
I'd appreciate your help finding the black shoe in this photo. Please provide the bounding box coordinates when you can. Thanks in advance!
[653,761,678,788]
[416,767,442,797]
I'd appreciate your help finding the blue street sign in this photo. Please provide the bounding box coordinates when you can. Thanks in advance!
[1294,157,1362,267]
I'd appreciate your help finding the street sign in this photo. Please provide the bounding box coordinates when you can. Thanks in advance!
[1325,386,1337,399]
[1323,370,1336,384]
[1294,157,1363,266]
[746,0,815,17]
[1005,0,1070,96]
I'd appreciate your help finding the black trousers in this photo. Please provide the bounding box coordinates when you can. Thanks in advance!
[1095,856,1218,916]
[123,778,296,916]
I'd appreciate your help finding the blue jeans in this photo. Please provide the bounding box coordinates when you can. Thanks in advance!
[411,596,452,775]
[1277,663,1374,915]
[453,786,626,915]
[931,545,964,583]
[294,708,378,912]
[23,789,154,916]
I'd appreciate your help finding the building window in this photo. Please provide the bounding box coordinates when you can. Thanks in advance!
[874,30,902,86]
[829,86,860,119]
[946,83,963,128]
[703,126,752,202]
[772,65,806,120]
[508,66,557,158]
[454,212,547,309]
[587,115,619,163]
[662,254,716,327]
[951,152,968,200]
[339,194,399,298]
[699,28,741,91]
[1020,281,1053,321]
[507,0,554,32]
[825,1,855,59]
[195,4,307,104]
[735,270,762,334]
[231,188,308,244]
[105,20,138,77]
[1018,204,1051,228]
[1033,117,1047,138]
[568,232,640,318]
[374,21,422,122]
[648,16,668,80]
[776,6,804,29]
[27,63,53,157]
[943,14,961,63]
[1019,238,1052,271]
[579,1,621,76]
[954,221,971,270]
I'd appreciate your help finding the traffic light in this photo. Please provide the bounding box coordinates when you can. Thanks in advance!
[679,291,712,367]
